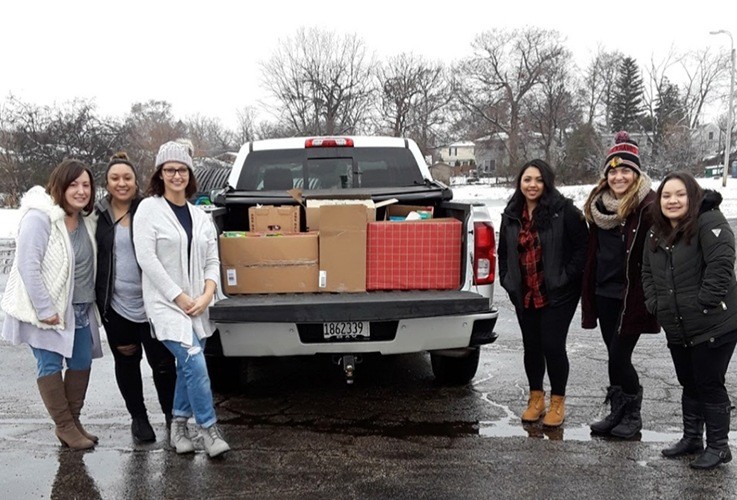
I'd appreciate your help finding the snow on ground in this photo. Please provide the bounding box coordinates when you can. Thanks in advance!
[0,178,735,239]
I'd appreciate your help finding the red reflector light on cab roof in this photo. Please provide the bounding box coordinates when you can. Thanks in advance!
[305,137,354,148]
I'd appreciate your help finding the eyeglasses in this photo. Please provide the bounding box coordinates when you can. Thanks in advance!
[162,167,189,178]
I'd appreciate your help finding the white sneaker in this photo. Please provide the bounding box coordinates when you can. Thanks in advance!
[199,424,230,458]
[169,417,195,454]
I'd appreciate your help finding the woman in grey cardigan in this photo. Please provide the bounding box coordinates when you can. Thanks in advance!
[2,159,102,450]
[642,171,737,470]
[133,141,229,458]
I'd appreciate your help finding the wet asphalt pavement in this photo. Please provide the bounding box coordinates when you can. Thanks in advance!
[0,228,736,499]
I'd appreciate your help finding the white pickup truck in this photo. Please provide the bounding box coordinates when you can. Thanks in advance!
[203,136,498,389]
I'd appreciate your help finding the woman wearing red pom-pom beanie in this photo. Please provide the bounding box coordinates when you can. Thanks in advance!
[581,131,660,439]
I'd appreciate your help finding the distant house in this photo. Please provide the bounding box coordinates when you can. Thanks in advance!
[428,162,452,184]
[473,133,546,175]
[438,141,476,167]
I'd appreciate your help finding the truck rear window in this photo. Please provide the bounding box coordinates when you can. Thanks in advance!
[235,147,424,191]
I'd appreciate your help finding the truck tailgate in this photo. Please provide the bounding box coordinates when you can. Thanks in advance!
[210,291,491,323]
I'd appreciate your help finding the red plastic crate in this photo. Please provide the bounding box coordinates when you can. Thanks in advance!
[366,218,462,290]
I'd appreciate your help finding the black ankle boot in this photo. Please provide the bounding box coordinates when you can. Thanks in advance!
[662,394,703,458]
[132,415,156,443]
[590,386,626,435]
[610,386,643,439]
[691,402,733,470]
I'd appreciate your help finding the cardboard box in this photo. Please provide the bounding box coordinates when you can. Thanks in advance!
[318,204,371,292]
[305,198,375,231]
[219,232,318,294]
[366,218,462,290]
[248,205,300,233]
[384,204,434,221]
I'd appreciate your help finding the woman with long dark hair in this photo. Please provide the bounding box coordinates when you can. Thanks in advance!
[642,171,736,469]
[95,152,176,443]
[498,159,588,427]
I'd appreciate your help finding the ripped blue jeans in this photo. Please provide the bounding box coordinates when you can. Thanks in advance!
[162,335,216,428]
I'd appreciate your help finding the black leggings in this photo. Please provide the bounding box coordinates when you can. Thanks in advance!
[596,295,641,395]
[103,308,176,419]
[669,336,736,405]
[515,297,578,396]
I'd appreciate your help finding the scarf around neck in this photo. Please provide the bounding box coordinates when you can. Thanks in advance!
[589,174,652,229]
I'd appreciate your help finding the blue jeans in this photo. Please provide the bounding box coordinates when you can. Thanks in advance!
[32,324,93,378]
[162,335,217,428]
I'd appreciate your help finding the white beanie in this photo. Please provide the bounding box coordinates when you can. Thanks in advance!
[155,141,193,170]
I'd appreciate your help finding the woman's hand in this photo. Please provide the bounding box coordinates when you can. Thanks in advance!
[40,314,60,326]
[186,291,214,317]
[174,293,196,313]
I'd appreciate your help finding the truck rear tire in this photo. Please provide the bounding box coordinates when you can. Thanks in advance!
[430,347,480,385]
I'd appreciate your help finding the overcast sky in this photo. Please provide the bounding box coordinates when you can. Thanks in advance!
[2,1,735,129]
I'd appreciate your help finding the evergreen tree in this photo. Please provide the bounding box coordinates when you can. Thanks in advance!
[655,79,686,135]
[610,57,645,132]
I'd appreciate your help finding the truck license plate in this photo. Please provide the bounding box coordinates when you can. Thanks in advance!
[322,321,370,340]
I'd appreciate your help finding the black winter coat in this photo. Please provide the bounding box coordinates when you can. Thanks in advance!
[498,194,589,310]
[581,190,660,335]
[642,190,737,347]
[94,196,143,320]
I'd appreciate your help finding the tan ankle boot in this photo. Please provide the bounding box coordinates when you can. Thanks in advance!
[521,390,546,422]
[37,372,94,450]
[64,369,98,443]
[543,395,566,427]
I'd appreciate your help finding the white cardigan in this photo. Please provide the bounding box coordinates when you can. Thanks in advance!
[133,196,220,344]
[1,186,102,359]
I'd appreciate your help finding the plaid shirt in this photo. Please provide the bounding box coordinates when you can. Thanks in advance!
[518,206,548,309]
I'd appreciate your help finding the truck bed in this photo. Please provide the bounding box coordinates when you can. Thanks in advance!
[210,290,491,323]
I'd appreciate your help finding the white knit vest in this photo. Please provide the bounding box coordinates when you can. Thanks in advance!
[1,187,72,330]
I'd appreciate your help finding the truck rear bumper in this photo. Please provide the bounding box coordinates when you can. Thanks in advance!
[210,290,491,323]
[213,311,498,357]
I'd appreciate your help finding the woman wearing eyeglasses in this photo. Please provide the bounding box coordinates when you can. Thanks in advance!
[133,141,230,458]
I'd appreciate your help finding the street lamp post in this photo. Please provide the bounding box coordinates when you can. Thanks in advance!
[711,30,735,187]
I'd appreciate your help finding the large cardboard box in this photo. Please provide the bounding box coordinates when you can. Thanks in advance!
[248,205,300,233]
[219,232,318,294]
[305,198,375,231]
[318,204,371,292]
[366,218,462,290]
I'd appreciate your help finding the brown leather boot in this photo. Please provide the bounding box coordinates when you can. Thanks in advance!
[521,390,546,422]
[37,372,94,450]
[64,369,98,443]
[543,395,566,427]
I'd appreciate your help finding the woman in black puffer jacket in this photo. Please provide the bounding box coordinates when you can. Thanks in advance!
[642,171,737,470]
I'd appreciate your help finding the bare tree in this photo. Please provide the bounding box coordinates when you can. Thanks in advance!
[123,100,186,178]
[580,49,624,128]
[376,53,452,156]
[184,113,232,157]
[454,27,567,174]
[523,48,580,165]
[260,27,377,136]
[680,48,729,129]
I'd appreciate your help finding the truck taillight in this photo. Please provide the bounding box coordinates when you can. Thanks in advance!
[473,221,496,285]
[305,137,354,148]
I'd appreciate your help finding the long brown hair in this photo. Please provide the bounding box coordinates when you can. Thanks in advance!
[145,163,198,199]
[584,173,646,223]
[649,171,703,248]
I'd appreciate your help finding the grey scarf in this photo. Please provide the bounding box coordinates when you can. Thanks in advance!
[589,174,652,229]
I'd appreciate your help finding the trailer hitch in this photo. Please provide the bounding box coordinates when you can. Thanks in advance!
[333,354,362,384]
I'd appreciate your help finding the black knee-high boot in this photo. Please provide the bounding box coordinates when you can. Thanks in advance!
[691,402,733,470]
[610,386,643,439]
[662,394,703,457]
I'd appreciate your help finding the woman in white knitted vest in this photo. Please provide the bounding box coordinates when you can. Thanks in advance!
[2,159,102,450]
[133,141,229,458]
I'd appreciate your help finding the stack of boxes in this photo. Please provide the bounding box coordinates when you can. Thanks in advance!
[218,199,462,294]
